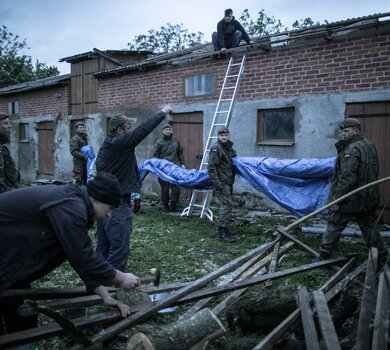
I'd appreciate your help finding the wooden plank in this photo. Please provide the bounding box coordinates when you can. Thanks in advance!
[297,286,320,350]
[313,290,341,350]
[212,241,294,316]
[181,244,271,318]
[371,266,389,350]
[277,227,320,258]
[253,258,364,350]
[356,248,378,350]
[0,311,120,348]
[89,240,277,344]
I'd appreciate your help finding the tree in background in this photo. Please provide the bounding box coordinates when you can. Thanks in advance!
[238,9,287,37]
[127,10,322,54]
[0,25,59,88]
[128,23,205,54]
[292,18,326,29]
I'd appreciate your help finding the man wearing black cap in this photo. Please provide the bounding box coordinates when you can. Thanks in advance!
[0,172,141,337]
[153,124,185,212]
[95,105,173,272]
[70,121,89,185]
[0,112,20,193]
[318,118,387,266]
[207,127,237,243]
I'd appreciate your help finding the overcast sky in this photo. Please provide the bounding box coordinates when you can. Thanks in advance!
[1,0,390,75]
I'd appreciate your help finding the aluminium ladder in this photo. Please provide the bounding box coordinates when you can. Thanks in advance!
[181,55,246,220]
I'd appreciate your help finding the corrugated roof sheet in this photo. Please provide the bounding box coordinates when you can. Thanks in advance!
[93,12,390,78]
[0,74,70,95]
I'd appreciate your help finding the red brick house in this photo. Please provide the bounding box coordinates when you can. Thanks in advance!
[1,13,389,219]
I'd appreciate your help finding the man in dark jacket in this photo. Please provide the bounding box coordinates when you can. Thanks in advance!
[70,121,88,185]
[0,112,20,193]
[95,105,173,271]
[212,8,253,53]
[319,118,387,266]
[153,124,185,212]
[207,127,236,243]
[0,172,141,337]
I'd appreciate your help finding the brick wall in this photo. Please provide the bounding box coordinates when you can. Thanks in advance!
[98,30,390,111]
[0,85,70,117]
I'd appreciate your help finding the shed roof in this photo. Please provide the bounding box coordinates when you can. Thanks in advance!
[94,12,390,78]
[0,74,70,96]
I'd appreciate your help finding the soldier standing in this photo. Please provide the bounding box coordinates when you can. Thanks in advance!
[153,124,185,212]
[207,127,236,243]
[70,121,88,185]
[319,118,387,268]
[0,112,20,193]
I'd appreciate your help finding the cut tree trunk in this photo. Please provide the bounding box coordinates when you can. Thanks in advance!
[225,285,298,333]
[126,308,225,350]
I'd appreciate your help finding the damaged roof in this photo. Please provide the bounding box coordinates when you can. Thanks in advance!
[94,12,390,78]
[0,74,70,96]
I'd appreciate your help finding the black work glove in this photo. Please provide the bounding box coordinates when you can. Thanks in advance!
[133,199,141,214]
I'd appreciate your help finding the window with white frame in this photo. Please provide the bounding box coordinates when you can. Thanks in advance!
[185,73,215,96]
[8,101,19,115]
[257,108,295,145]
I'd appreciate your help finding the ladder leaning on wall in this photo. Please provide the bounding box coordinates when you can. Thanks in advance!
[181,54,247,220]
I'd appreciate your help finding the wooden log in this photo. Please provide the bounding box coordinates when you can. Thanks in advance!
[356,248,378,350]
[312,290,341,350]
[126,308,225,350]
[297,286,320,350]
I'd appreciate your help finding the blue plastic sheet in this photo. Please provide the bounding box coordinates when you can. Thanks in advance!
[139,156,336,217]
[139,158,213,190]
[232,157,335,217]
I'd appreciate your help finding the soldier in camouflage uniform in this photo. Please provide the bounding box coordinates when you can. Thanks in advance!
[319,118,387,266]
[207,127,236,243]
[70,121,88,185]
[0,113,20,193]
[153,124,185,212]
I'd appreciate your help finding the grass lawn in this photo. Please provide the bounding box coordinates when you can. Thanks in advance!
[33,201,377,348]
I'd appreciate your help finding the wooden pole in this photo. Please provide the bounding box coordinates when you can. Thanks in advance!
[285,176,390,232]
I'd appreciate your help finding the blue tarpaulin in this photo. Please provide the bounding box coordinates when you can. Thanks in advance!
[139,156,336,218]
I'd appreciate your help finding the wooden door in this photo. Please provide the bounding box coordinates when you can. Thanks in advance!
[37,121,55,178]
[345,102,390,223]
[172,112,203,200]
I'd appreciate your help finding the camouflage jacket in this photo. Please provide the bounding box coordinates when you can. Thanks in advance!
[329,134,380,213]
[70,133,88,165]
[153,135,185,166]
[0,143,20,193]
[207,140,237,187]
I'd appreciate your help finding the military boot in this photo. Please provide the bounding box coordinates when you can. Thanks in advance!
[218,227,236,243]
[163,203,170,212]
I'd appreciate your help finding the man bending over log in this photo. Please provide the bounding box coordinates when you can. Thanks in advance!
[0,172,141,337]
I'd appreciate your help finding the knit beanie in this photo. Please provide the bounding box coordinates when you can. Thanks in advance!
[87,172,122,207]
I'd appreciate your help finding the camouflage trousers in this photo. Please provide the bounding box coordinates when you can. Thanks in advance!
[158,179,180,207]
[72,161,87,185]
[320,210,387,259]
[214,183,233,228]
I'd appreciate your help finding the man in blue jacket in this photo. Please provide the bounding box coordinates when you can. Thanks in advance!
[95,105,173,272]
[212,8,253,53]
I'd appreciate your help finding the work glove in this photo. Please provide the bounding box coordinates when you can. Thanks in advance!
[133,199,141,214]
[131,192,142,214]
